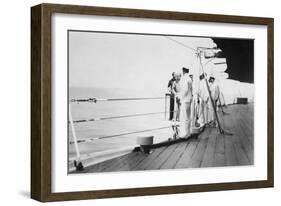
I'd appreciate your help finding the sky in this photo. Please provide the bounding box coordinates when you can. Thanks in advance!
[68,31,253,94]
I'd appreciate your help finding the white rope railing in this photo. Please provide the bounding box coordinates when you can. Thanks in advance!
[69,94,175,171]
[70,96,165,103]
[71,111,166,124]
[69,126,172,144]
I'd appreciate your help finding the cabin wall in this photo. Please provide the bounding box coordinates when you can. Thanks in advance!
[219,79,254,105]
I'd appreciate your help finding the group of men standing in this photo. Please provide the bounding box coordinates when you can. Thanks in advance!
[167,67,220,138]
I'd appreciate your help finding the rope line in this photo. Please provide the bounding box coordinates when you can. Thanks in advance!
[70,96,166,103]
[71,111,167,123]
[69,126,172,144]
[164,36,197,52]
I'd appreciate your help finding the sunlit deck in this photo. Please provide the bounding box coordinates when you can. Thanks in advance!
[72,103,253,174]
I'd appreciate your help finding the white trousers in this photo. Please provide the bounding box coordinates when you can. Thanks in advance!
[208,99,217,123]
[198,100,208,126]
[190,99,199,128]
[179,101,192,138]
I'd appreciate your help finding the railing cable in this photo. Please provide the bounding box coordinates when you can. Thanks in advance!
[71,111,166,123]
[70,96,165,103]
[69,126,172,144]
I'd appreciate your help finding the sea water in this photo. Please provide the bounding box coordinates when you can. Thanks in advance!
[69,87,173,160]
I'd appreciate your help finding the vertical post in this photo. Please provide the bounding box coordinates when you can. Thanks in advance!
[173,92,177,122]
[69,103,84,170]
[165,94,167,120]
[172,93,179,139]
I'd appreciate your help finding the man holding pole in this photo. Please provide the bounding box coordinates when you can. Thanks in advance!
[173,72,182,121]
[208,76,220,127]
[167,72,176,120]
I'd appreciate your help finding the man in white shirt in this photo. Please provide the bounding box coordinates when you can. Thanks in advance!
[179,67,193,138]
[167,72,176,120]
[172,72,182,121]
[198,73,209,127]
[208,76,220,126]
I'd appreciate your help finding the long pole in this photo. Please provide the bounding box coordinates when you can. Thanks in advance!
[198,51,223,134]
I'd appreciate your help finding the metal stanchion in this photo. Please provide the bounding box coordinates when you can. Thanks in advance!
[69,103,84,171]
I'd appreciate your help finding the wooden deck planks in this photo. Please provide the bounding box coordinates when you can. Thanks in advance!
[213,133,226,167]
[224,136,238,166]
[201,128,218,167]
[99,153,136,172]
[234,142,250,165]
[219,104,253,165]
[145,143,181,170]
[72,104,254,173]
[160,141,189,169]
[133,146,168,170]
[235,108,254,140]
[114,152,147,171]
[174,139,199,168]
[218,109,238,166]
[187,137,208,168]
[78,152,135,173]
[228,113,253,164]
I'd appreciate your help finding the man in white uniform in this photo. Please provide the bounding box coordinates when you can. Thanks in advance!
[198,73,209,127]
[208,76,220,126]
[172,72,182,121]
[179,67,193,138]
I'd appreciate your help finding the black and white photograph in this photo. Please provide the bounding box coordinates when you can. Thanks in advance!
[68,30,254,174]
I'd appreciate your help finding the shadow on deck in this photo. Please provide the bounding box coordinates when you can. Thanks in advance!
[71,103,254,174]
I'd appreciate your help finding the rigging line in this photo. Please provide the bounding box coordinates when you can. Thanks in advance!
[164,36,197,52]
[204,58,214,66]
[69,126,172,144]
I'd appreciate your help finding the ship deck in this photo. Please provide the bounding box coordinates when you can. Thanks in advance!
[72,103,253,174]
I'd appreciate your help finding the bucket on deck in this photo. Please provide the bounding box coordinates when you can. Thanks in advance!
[191,127,201,134]
[137,136,154,154]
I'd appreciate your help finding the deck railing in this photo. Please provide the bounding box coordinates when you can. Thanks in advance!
[69,94,178,171]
